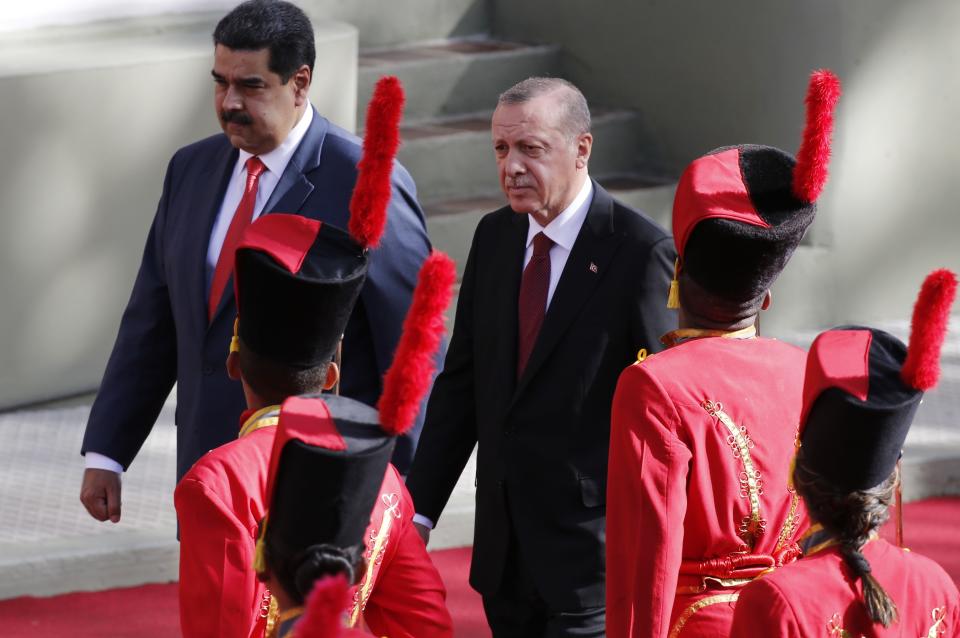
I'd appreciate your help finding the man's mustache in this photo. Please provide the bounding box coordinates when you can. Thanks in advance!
[221,110,253,125]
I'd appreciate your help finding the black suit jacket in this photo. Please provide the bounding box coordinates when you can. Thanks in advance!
[81,109,434,480]
[406,181,676,609]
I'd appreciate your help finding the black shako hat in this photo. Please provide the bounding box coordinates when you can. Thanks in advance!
[799,269,957,491]
[253,249,456,580]
[235,216,367,368]
[259,394,395,577]
[229,76,407,368]
[668,70,841,306]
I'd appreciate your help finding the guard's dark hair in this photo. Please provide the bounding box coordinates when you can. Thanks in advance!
[238,340,329,404]
[213,0,316,81]
[278,543,363,605]
[793,454,900,627]
[498,76,591,139]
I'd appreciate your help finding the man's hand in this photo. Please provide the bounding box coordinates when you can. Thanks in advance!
[80,468,122,523]
[413,522,431,547]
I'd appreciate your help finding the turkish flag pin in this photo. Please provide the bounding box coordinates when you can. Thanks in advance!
[589,262,598,273]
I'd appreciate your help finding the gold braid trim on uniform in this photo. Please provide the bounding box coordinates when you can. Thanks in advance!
[774,433,803,553]
[263,594,280,638]
[701,400,766,548]
[348,492,402,627]
[239,405,281,438]
[660,324,757,348]
[668,593,739,638]
[927,606,947,637]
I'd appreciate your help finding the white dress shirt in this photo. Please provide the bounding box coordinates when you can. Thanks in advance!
[85,105,314,475]
[412,177,594,530]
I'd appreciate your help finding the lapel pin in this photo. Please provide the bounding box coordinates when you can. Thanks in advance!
[589,262,598,273]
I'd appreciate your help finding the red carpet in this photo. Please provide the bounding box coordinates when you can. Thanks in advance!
[0,498,956,637]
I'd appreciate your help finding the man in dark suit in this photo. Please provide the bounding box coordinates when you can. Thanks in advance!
[79,0,431,524]
[405,77,676,637]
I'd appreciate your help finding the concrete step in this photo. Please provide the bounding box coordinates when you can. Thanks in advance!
[312,0,490,48]
[399,109,655,202]
[358,39,561,124]
[425,174,676,279]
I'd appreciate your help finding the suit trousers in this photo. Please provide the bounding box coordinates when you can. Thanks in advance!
[481,509,605,637]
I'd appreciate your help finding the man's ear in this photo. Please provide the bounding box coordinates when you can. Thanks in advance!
[322,361,340,391]
[227,350,242,381]
[761,289,773,311]
[292,65,311,105]
[575,133,593,169]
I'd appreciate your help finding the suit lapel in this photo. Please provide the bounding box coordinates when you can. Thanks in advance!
[493,212,529,402]
[511,182,622,401]
[262,109,329,214]
[195,142,238,329]
[209,109,329,324]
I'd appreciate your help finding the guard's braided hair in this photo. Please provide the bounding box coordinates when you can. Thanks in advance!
[270,542,364,606]
[793,453,900,627]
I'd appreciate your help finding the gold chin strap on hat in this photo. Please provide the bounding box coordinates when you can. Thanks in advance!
[229,317,241,354]
[667,257,681,309]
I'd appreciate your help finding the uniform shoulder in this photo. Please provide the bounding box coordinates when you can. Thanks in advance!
[177,428,273,490]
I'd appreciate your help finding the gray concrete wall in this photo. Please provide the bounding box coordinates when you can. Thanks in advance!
[491,0,960,329]
[0,15,357,408]
[303,0,490,47]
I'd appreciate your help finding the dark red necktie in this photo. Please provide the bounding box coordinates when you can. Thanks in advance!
[517,232,553,378]
[208,156,266,322]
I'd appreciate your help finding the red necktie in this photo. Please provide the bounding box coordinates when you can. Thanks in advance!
[208,156,266,322]
[517,232,553,378]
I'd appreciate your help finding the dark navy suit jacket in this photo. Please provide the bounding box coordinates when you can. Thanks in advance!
[82,109,433,480]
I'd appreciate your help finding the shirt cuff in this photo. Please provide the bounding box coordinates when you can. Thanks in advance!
[412,513,435,530]
[85,452,123,474]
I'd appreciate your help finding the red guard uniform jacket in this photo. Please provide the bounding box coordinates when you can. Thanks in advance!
[607,336,811,638]
[175,413,453,638]
[730,538,959,637]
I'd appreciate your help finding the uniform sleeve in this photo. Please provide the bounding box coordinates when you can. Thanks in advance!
[175,476,262,638]
[729,578,803,638]
[606,363,691,638]
[361,510,454,638]
[81,157,179,468]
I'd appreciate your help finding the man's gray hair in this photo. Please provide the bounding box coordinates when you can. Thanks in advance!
[498,77,591,139]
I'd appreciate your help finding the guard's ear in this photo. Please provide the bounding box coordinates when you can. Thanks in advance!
[322,361,340,391]
[761,290,773,311]
[227,350,242,381]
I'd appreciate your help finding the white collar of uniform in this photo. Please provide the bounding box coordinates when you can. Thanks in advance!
[526,176,593,251]
[236,102,314,177]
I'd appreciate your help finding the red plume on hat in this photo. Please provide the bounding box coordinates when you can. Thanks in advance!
[792,69,842,203]
[378,250,456,436]
[349,76,405,250]
[295,574,351,638]
[901,268,958,391]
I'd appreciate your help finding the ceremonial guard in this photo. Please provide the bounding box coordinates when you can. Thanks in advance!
[256,249,455,636]
[174,78,455,638]
[730,269,959,638]
[606,70,842,638]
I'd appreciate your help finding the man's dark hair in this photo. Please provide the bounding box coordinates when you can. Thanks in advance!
[239,340,329,404]
[793,454,900,628]
[213,0,316,81]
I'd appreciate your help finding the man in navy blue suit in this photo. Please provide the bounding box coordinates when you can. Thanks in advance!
[79,0,432,523]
